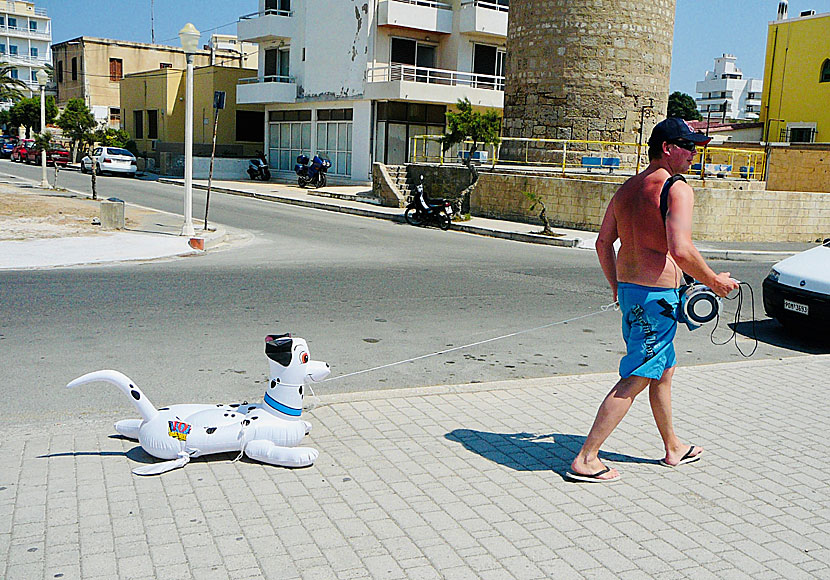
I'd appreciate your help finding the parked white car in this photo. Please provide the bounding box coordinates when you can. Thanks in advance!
[81,147,137,176]
[763,239,830,333]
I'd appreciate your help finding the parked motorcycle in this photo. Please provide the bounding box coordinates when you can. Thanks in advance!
[294,154,331,188]
[247,153,271,181]
[404,175,453,231]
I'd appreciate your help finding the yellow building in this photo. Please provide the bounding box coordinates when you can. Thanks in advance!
[52,36,252,130]
[761,9,830,142]
[121,65,265,170]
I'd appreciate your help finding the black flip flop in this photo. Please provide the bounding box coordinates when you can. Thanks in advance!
[659,445,702,467]
[565,467,621,483]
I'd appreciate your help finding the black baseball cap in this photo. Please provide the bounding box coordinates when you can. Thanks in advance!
[648,117,711,147]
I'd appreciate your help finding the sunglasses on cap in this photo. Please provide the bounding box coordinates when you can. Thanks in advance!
[669,140,697,152]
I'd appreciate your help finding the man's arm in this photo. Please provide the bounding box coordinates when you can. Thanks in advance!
[665,182,738,297]
[596,197,619,301]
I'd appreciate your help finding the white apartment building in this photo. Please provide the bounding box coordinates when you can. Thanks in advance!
[0,0,51,100]
[695,54,763,121]
[236,0,508,181]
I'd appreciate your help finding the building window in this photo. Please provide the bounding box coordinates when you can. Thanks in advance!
[57,60,63,82]
[0,17,5,27]
[109,108,121,127]
[264,48,290,81]
[8,17,16,29]
[147,110,158,139]
[266,0,291,12]
[472,43,505,90]
[9,45,17,56]
[391,37,435,69]
[821,59,830,83]
[236,110,265,142]
[30,47,37,57]
[268,110,311,171]
[0,44,5,55]
[789,127,815,143]
[109,58,123,82]
[316,117,352,176]
[29,21,37,31]
[71,57,77,80]
[159,62,172,69]
[9,68,18,79]
[134,110,144,139]
[31,70,37,82]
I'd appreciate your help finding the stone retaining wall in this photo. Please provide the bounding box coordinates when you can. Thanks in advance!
[405,165,829,243]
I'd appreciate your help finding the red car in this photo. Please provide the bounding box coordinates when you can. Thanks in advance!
[11,139,34,162]
[26,144,70,166]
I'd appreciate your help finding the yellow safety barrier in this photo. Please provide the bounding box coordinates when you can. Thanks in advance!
[408,135,766,181]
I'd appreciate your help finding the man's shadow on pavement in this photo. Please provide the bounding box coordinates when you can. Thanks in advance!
[445,429,656,480]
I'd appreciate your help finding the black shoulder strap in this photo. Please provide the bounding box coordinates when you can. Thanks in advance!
[660,174,687,222]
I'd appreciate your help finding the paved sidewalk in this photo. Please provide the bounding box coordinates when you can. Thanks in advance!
[159,177,817,261]
[2,355,829,579]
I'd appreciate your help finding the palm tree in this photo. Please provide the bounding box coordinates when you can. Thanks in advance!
[0,63,29,103]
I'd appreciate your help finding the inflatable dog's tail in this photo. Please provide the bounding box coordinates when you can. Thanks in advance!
[66,370,158,422]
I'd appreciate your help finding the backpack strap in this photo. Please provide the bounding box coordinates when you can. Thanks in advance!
[660,174,687,223]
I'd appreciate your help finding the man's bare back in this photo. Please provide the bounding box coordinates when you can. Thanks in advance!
[610,167,682,289]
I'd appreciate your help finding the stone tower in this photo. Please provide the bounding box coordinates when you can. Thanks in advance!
[502,0,676,150]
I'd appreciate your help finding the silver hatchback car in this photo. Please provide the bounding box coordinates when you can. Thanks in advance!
[81,147,137,176]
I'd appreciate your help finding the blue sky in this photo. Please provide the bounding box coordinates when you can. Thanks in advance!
[38,0,830,97]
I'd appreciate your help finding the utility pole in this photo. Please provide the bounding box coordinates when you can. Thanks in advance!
[150,0,155,43]
[204,91,225,231]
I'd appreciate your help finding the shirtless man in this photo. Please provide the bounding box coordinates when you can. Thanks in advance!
[567,117,739,483]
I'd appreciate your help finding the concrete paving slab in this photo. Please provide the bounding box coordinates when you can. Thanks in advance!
[2,355,828,579]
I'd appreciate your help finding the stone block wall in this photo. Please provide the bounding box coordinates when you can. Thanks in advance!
[766,145,830,193]
[503,0,675,153]
[403,164,829,242]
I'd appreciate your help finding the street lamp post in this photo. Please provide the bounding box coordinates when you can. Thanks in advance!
[179,23,200,237]
[36,68,49,189]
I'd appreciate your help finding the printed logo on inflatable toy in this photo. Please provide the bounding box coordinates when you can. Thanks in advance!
[168,420,191,441]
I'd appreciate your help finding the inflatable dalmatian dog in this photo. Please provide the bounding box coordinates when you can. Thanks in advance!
[67,334,330,475]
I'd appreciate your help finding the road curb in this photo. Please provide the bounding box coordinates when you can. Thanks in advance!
[158,178,585,248]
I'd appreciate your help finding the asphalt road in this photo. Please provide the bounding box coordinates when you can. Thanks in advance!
[1,160,824,424]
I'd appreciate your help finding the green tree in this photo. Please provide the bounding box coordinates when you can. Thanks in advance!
[92,127,131,148]
[9,96,58,137]
[0,63,28,103]
[56,98,96,161]
[440,98,501,214]
[667,91,702,121]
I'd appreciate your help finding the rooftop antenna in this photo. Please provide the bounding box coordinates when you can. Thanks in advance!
[777,0,788,20]
[151,0,155,43]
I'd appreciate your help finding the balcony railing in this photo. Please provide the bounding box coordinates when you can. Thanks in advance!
[239,8,292,19]
[461,0,509,12]
[388,0,452,10]
[367,63,504,90]
[239,74,295,84]
[0,25,51,40]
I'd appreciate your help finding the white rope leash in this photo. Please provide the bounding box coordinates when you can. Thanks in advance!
[323,301,620,383]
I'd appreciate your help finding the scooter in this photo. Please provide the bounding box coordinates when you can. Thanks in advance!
[404,175,453,231]
[295,154,331,188]
[247,153,271,181]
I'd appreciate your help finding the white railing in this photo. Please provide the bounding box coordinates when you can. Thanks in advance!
[0,25,51,40]
[239,74,295,84]
[239,8,292,19]
[388,0,452,10]
[461,0,509,12]
[367,63,504,90]
[3,53,49,66]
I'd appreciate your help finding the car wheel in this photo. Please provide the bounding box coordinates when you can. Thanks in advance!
[80,161,88,174]
[96,163,103,176]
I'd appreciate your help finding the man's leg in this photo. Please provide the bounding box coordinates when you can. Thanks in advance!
[648,366,703,465]
[570,374,651,478]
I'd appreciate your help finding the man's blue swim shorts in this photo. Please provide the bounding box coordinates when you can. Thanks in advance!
[617,282,680,380]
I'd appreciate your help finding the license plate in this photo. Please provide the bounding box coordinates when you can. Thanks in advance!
[784,300,809,315]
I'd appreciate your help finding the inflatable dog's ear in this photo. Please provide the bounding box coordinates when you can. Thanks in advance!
[265,335,292,367]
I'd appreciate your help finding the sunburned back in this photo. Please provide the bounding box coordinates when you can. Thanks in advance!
[613,169,683,288]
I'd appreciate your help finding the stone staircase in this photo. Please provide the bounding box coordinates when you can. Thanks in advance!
[386,165,418,201]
